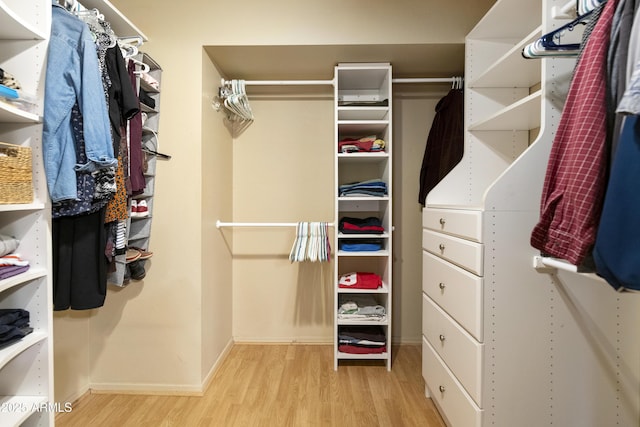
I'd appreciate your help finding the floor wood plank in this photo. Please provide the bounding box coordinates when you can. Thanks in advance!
[56,344,446,426]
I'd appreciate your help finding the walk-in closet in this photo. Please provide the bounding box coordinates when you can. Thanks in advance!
[1,0,639,426]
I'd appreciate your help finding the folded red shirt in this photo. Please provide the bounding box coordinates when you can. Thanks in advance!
[338,272,382,289]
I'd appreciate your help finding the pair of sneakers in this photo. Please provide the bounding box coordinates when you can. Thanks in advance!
[131,199,149,218]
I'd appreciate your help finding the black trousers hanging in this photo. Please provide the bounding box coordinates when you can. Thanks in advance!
[52,207,108,310]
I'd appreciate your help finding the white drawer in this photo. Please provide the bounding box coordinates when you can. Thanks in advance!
[423,207,482,242]
[423,229,483,276]
[423,337,483,427]
[423,250,483,341]
[423,294,483,406]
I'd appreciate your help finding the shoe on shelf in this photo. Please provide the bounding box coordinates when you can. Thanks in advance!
[136,200,149,218]
[130,199,138,217]
[131,247,153,260]
[126,248,141,263]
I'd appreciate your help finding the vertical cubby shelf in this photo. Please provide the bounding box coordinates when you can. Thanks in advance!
[334,63,392,370]
[0,1,54,426]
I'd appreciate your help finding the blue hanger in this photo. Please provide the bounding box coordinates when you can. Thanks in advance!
[522,8,595,58]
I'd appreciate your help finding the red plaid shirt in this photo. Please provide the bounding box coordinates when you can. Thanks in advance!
[531,0,618,265]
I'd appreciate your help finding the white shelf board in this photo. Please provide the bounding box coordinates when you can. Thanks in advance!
[336,351,389,360]
[0,331,47,371]
[337,319,389,325]
[0,2,47,40]
[0,202,45,213]
[337,232,389,239]
[0,101,40,124]
[337,250,390,257]
[469,90,542,131]
[337,282,390,294]
[0,267,47,294]
[337,152,389,161]
[337,120,389,134]
[0,395,49,427]
[470,27,542,88]
[337,107,389,121]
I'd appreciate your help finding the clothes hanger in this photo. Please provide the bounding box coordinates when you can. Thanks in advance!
[522,8,594,58]
[128,57,150,74]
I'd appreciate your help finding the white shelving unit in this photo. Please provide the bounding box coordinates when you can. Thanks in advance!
[0,1,53,426]
[334,63,392,370]
[422,0,640,426]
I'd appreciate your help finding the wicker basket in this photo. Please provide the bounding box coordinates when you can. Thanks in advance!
[0,141,33,204]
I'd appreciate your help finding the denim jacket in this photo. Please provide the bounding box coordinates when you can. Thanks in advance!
[44,1,116,202]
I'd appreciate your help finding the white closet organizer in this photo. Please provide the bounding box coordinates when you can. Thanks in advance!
[334,63,392,370]
[422,0,640,426]
[0,1,54,426]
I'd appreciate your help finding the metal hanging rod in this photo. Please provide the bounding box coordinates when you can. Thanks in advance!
[216,220,334,229]
[221,78,335,87]
[391,77,458,84]
[220,77,461,87]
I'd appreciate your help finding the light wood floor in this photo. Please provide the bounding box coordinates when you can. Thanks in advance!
[56,344,445,427]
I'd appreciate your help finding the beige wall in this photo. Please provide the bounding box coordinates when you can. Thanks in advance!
[53,0,492,402]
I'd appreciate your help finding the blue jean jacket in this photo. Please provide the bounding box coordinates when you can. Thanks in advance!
[44,2,116,202]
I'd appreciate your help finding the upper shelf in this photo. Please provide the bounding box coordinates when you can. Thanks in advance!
[467,0,541,40]
[469,27,542,88]
[0,1,48,40]
[80,0,148,40]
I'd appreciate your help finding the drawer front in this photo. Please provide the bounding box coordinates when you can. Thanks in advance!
[422,229,483,276]
[423,337,483,427]
[423,294,483,406]
[423,250,483,341]
[423,208,482,242]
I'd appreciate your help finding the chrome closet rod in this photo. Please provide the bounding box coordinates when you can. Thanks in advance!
[221,77,460,86]
[221,78,335,86]
[216,220,334,228]
[391,77,457,84]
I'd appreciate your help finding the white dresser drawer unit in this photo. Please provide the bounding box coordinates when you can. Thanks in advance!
[422,250,483,341]
[423,337,483,427]
[422,229,484,276]
[423,294,483,406]
[422,208,483,242]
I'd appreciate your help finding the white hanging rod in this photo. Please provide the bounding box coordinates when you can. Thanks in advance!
[533,255,578,273]
[391,77,457,84]
[220,77,459,87]
[216,220,334,228]
[221,78,335,87]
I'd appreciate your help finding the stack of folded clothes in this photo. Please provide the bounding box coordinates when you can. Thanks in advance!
[338,294,386,322]
[0,308,33,348]
[338,272,382,290]
[338,325,386,354]
[339,179,387,197]
[0,234,29,280]
[339,216,384,234]
[338,239,384,252]
[338,135,386,153]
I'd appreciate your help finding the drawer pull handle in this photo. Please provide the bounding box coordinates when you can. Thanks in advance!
[438,243,445,251]
[439,282,446,290]
[439,334,446,342]
[439,218,446,226]
[439,385,446,393]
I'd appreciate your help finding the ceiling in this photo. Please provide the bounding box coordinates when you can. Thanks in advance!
[205,43,466,94]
